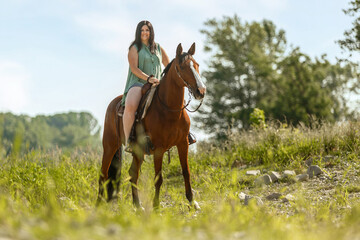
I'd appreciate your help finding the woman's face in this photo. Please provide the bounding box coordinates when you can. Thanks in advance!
[140,25,150,44]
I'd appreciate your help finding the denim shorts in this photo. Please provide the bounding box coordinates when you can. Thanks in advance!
[129,83,144,90]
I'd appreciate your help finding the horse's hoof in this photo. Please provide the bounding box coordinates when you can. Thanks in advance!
[134,203,145,212]
[134,206,145,213]
[193,201,201,210]
[188,201,200,211]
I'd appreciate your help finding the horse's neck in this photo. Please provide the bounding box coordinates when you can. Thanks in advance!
[158,67,185,110]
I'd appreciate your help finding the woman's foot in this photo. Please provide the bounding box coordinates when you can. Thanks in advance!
[124,141,133,153]
[188,132,197,145]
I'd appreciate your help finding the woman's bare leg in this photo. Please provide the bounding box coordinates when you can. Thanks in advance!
[123,87,142,145]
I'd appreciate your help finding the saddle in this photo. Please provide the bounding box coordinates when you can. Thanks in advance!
[116,83,156,119]
[116,83,157,153]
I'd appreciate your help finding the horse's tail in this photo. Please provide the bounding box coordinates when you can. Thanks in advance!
[106,146,123,201]
[97,95,124,204]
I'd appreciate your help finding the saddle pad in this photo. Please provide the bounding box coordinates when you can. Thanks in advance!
[141,85,157,120]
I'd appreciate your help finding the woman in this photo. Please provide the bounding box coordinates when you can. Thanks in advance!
[121,20,169,147]
[122,20,196,148]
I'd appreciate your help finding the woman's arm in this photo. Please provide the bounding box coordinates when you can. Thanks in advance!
[161,46,170,67]
[128,45,159,84]
[128,45,149,81]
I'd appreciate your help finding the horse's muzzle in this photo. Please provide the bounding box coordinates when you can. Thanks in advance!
[194,87,206,100]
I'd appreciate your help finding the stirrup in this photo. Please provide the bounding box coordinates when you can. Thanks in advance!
[188,132,197,145]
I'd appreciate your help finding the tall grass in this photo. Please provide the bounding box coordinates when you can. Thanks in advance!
[0,122,359,239]
[197,121,360,169]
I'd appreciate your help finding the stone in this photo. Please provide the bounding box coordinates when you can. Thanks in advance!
[238,192,247,200]
[269,171,281,182]
[307,165,323,178]
[255,174,272,185]
[296,173,309,182]
[283,170,296,177]
[282,194,295,203]
[246,170,261,176]
[266,192,282,200]
[244,195,264,206]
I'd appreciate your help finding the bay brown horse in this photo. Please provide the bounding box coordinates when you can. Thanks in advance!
[97,43,206,209]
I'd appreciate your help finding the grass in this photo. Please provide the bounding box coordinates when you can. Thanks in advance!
[0,122,360,239]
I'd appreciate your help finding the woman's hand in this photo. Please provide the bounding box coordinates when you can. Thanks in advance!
[148,77,160,85]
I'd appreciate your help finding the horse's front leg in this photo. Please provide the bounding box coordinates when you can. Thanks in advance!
[177,141,200,210]
[128,153,144,208]
[153,149,165,208]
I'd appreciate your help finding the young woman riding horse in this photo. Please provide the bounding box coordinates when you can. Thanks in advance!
[98,20,206,209]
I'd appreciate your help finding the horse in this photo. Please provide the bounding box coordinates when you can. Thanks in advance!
[97,42,206,209]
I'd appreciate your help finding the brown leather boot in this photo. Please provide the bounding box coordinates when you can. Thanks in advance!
[188,132,197,145]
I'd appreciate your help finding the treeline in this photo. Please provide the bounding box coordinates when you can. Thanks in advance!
[0,112,101,156]
[195,15,360,138]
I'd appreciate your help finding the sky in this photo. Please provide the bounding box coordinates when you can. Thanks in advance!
[0,0,359,134]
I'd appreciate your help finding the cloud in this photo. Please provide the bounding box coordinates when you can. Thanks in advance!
[71,0,290,54]
[0,61,30,112]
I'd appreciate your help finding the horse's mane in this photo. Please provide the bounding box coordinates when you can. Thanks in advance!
[161,59,174,77]
[161,53,188,78]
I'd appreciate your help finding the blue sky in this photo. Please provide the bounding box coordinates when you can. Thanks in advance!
[0,0,358,131]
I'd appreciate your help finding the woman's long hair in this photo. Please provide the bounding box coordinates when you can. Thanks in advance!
[129,20,156,54]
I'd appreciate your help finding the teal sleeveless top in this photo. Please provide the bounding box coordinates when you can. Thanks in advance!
[121,42,163,105]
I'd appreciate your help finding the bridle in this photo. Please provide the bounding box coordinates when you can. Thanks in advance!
[156,55,204,113]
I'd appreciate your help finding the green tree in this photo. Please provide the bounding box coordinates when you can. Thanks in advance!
[196,15,360,138]
[0,111,101,155]
[269,49,359,125]
[196,15,286,138]
[338,0,360,52]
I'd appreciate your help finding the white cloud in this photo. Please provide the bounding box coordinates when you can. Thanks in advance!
[0,61,30,112]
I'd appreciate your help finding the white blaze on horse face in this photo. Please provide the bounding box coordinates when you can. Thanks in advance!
[190,61,206,95]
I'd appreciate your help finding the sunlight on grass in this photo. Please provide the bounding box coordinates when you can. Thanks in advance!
[0,122,360,239]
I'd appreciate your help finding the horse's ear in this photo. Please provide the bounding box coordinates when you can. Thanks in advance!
[176,43,183,57]
[188,42,195,55]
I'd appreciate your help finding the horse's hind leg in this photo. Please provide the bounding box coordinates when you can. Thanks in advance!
[97,143,120,204]
[128,153,144,208]
[106,148,123,201]
[153,149,165,208]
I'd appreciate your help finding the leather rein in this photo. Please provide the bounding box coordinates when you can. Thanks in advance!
[156,58,203,113]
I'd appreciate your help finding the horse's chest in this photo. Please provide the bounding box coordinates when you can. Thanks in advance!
[144,114,189,145]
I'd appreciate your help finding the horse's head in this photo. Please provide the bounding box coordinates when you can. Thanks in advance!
[174,43,206,100]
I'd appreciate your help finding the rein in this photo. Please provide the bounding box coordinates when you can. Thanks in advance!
[155,62,203,113]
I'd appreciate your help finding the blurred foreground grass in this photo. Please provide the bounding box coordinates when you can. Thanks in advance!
[0,122,360,239]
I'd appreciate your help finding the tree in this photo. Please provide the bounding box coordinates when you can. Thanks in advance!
[338,0,360,52]
[269,49,359,125]
[196,15,286,138]
[196,15,360,138]
[0,111,101,155]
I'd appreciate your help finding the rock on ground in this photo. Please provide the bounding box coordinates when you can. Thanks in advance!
[244,195,264,206]
[269,171,281,182]
[283,170,296,177]
[246,170,261,176]
[307,165,323,178]
[296,173,309,182]
[238,192,247,200]
[282,194,295,203]
[266,193,282,200]
[255,174,272,185]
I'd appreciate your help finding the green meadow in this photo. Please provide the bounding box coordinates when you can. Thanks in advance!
[0,122,360,240]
